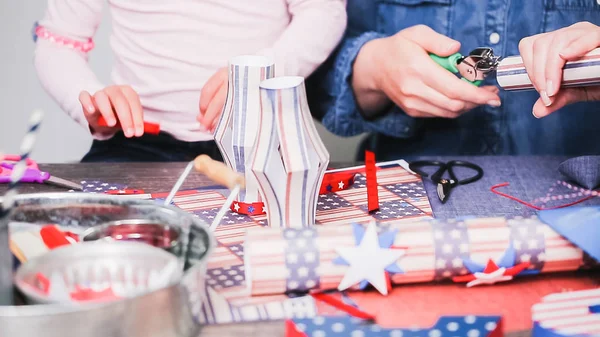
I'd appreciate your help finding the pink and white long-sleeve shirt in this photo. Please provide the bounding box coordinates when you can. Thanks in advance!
[34,0,347,142]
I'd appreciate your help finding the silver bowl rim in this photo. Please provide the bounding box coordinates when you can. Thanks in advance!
[0,191,216,317]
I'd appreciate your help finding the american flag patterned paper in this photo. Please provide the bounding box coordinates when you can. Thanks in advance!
[291,315,503,337]
[160,162,433,323]
[244,216,597,296]
[497,47,600,91]
[532,288,600,337]
[68,180,128,193]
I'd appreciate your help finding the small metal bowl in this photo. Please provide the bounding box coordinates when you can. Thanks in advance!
[14,241,183,305]
[81,219,182,256]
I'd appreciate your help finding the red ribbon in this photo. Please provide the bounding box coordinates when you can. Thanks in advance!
[318,172,356,194]
[490,182,594,210]
[365,151,379,212]
[230,201,265,215]
[310,292,376,321]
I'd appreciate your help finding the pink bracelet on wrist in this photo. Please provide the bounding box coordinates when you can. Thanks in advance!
[32,22,94,53]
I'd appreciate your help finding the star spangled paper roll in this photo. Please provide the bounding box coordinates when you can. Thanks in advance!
[244,216,597,296]
[496,48,600,91]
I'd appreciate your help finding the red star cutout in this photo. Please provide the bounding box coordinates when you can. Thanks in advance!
[453,259,530,283]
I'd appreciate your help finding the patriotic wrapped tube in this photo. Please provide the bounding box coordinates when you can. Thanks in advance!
[496,48,600,91]
[244,216,598,296]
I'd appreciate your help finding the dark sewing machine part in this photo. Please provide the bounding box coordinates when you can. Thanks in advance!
[558,155,600,190]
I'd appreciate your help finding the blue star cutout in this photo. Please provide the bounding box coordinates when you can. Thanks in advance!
[248,206,255,214]
[333,223,404,289]
[326,184,333,192]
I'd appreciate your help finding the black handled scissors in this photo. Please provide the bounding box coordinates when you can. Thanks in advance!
[408,160,483,203]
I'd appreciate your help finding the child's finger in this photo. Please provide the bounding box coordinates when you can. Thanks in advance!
[200,69,227,114]
[93,91,117,127]
[79,91,96,115]
[203,83,227,130]
[106,87,134,138]
[120,86,144,137]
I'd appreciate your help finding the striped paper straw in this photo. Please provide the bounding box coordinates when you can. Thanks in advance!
[497,48,600,91]
[1,109,44,216]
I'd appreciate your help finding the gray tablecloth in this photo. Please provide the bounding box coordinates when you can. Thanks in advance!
[415,156,600,219]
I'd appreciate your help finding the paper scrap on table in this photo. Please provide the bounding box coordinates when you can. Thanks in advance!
[289,315,503,337]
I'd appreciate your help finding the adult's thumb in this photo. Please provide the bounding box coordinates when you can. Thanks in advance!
[402,25,460,56]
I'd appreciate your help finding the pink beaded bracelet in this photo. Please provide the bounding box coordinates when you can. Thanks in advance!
[33,23,94,53]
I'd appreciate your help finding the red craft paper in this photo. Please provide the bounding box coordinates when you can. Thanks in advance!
[347,274,600,332]
[285,319,307,337]
[97,116,160,135]
[365,151,379,212]
[40,225,71,249]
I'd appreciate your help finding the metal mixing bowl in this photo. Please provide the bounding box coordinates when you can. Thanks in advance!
[0,192,215,337]
[80,219,183,256]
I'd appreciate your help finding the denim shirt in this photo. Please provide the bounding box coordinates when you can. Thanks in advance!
[307,0,600,160]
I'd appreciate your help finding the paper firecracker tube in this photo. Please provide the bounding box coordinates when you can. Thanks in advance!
[244,217,597,296]
[496,48,600,91]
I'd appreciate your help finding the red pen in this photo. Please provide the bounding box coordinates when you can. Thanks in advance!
[97,116,160,135]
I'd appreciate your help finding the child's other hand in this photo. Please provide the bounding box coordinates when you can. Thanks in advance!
[198,67,228,132]
[79,85,144,138]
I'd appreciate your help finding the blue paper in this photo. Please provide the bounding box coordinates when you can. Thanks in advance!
[538,206,600,263]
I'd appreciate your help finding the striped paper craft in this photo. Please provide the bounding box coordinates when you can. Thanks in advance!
[250,76,330,228]
[532,288,600,337]
[157,162,433,323]
[496,48,600,91]
[244,216,599,296]
[213,55,275,207]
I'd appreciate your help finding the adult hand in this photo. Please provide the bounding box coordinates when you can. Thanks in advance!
[519,21,600,118]
[79,85,144,138]
[198,67,228,132]
[352,25,501,119]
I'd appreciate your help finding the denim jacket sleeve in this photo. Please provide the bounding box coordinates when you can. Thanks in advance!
[307,30,420,139]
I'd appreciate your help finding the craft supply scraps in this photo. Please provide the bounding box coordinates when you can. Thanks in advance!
[97,115,160,135]
[532,287,600,337]
[244,216,596,296]
[39,225,73,249]
[491,181,597,211]
[289,315,503,337]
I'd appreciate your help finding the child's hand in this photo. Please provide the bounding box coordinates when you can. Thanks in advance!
[198,67,228,132]
[79,85,144,138]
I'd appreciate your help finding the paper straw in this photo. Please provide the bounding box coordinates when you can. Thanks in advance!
[244,216,592,296]
[1,109,44,216]
[0,109,44,306]
[164,161,194,205]
[496,48,600,91]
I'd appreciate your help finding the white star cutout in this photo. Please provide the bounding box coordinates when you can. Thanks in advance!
[262,206,267,213]
[466,268,512,287]
[233,203,240,212]
[336,222,405,295]
[338,181,345,189]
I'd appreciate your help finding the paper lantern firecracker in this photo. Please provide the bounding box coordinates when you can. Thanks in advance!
[250,76,330,228]
[213,55,275,216]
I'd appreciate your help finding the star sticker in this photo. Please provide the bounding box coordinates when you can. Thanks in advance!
[233,203,240,212]
[326,184,333,192]
[452,244,530,287]
[262,206,267,213]
[338,181,344,189]
[248,205,255,214]
[334,222,404,295]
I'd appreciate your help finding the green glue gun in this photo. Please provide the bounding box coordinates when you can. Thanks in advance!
[429,47,501,86]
